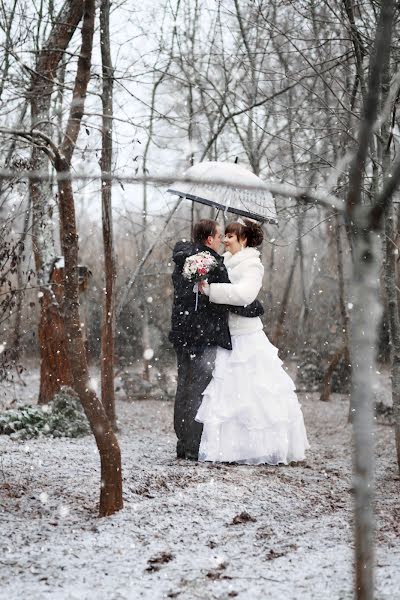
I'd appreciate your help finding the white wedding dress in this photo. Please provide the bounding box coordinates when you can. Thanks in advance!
[195,247,309,465]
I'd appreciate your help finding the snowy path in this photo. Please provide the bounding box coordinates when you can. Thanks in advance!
[0,378,399,599]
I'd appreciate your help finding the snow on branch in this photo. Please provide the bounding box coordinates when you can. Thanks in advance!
[0,164,343,213]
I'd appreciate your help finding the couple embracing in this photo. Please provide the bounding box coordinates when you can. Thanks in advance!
[169,218,309,464]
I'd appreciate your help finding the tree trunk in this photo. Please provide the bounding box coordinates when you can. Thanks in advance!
[8,198,30,364]
[384,198,400,471]
[38,277,74,403]
[350,218,381,600]
[31,126,67,403]
[320,347,344,402]
[346,3,395,597]
[265,241,275,321]
[30,0,84,403]
[0,0,18,101]
[297,214,308,329]
[322,215,351,403]
[271,245,298,345]
[100,0,116,428]
[141,182,151,382]
[335,214,351,372]
[381,36,400,472]
[55,0,123,516]
[57,167,123,516]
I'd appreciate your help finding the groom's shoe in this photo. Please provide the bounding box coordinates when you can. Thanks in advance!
[176,440,186,459]
[176,440,199,460]
[184,445,199,460]
[184,451,198,461]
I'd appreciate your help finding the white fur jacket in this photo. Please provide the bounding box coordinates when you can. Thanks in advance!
[208,247,264,336]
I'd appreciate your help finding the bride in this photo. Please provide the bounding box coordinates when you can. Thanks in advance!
[196,218,309,465]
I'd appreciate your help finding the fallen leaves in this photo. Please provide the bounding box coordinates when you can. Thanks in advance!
[266,544,298,561]
[206,561,232,581]
[230,511,257,525]
[145,551,174,573]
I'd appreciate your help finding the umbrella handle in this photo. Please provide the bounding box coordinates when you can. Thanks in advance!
[193,282,199,311]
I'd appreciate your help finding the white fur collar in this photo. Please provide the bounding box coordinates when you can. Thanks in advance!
[223,247,260,268]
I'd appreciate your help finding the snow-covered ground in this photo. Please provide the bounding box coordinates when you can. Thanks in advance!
[0,367,399,600]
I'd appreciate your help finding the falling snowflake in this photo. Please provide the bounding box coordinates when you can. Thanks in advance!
[143,348,154,360]
[89,377,99,392]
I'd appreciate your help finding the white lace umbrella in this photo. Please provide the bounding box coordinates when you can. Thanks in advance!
[167,161,278,224]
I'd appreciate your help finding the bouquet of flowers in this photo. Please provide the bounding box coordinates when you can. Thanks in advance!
[182,251,217,282]
[182,251,218,310]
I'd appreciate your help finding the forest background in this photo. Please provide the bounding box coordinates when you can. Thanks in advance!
[1,1,400,599]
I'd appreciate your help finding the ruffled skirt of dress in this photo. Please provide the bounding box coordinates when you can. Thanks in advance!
[195,330,310,465]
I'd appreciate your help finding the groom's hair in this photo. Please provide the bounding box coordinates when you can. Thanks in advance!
[193,219,218,244]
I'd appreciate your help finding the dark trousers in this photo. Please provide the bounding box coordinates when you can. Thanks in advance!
[174,346,217,458]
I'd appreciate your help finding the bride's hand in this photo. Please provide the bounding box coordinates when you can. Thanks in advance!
[198,280,210,295]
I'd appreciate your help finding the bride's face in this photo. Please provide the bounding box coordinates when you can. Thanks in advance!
[224,232,243,254]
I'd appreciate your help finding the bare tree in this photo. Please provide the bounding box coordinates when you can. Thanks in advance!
[54,0,123,516]
[320,215,351,402]
[379,4,400,472]
[29,0,84,403]
[345,2,395,597]
[271,245,298,346]
[99,0,117,428]
[1,0,124,516]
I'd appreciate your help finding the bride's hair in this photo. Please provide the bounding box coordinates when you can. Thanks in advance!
[225,218,263,247]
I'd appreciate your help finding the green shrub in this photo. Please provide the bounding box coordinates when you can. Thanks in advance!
[0,388,90,440]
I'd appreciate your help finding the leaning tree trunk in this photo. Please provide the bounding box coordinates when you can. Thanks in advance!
[99,0,116,428]
[54,0,122,516]
[57,166,123,516]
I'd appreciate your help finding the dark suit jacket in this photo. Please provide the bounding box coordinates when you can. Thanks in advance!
[169,241,264,351]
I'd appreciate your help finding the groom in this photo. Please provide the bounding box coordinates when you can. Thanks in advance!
[169,219,264,460]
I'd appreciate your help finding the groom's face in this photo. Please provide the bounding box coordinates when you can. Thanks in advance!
[207,225,223,253]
